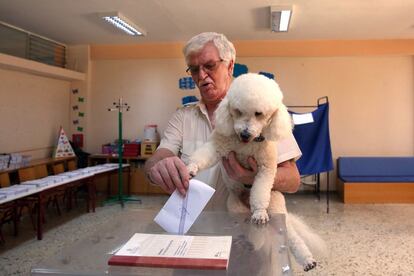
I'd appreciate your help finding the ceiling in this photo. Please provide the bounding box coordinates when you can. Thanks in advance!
[0,0,413,45]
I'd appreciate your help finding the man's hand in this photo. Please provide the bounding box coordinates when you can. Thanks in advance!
[222,151,258,185]
[147,155,189,196]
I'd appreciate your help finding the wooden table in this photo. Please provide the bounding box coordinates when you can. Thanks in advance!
[88,154,148,165]
[88,154,137,197]
[88,154,168,196]
[0,164,129,240]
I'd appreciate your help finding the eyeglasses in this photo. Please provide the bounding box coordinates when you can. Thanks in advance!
[186,59,224,76]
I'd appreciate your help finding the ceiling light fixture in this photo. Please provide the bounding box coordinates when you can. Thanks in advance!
[100,12,146,36]
[270,6,292,32]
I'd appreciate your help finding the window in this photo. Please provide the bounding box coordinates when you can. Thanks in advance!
[0,22,66,68]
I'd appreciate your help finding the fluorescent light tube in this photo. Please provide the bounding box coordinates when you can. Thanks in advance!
[100,12,146,36]
[279,10,291,31]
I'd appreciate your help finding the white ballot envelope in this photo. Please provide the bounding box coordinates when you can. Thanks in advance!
[154,179,215,234]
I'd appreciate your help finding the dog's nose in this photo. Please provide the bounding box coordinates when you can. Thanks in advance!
[240,130,251,142]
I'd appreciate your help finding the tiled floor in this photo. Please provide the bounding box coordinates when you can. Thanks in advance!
[0,192,413,275]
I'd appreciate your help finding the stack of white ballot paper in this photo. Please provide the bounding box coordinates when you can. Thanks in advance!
[0,185,32,196]
[154,179,215,234]
[108,233,232,270]
[20,178,53,188]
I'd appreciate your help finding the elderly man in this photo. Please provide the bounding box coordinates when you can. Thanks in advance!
[145,32,301,210]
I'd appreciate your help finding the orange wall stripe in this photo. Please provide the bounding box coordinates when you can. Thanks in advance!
[91,39,414,60]
[90,42,184,60]
[235,39,414,57]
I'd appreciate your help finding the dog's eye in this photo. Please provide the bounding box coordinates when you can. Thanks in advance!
[233,109,242,117]
[255,112,263,117]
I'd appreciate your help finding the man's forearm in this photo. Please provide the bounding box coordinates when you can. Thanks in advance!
[273,159,300,193]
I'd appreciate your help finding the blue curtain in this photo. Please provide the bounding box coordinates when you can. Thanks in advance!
[289,103,334,175]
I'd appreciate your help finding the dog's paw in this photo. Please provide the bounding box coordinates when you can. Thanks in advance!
[251,209,269,224]
[186,163,198,177]
[303,258,317,272]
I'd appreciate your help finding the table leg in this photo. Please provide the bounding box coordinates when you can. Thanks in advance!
[67,185,73,211]
[12,204,19,236]
[107,174,111,198]
[86,178,91,213]
[92,180,96,212]
[127,166,131,196]
[85,177,96,213]
[37,194,43,240]
[92,182,96,213]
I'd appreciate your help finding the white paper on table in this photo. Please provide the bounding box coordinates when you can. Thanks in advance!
[20,179,51,187]
[292,113,314,125]
[0,185,31,196]
[154,179,215,234]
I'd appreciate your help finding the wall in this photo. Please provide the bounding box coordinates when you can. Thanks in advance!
[88,51,413,190]
[238,56,414,157]
[89,58,193,152]
[0,67,71,159]
[66,45,92,149]
[1,39,412,191]
[242,56,414,190]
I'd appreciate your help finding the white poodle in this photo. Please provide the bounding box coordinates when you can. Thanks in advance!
[187,73,324,271]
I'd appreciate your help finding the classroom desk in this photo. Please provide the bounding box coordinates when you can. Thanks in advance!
[88,154,148,165]
[31,209,292,276]
[0,164,130,240]
[88,154,168,196]
[0,156,76,175]
[88,154,143,196]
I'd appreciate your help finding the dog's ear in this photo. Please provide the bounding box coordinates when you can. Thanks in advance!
[214,97,234,136]
[263,104,293,141]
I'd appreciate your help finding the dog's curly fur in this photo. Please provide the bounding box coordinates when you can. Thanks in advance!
[187,73,324,271]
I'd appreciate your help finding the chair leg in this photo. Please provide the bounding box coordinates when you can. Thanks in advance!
[65,189,72,211]
[24,203,37,231]
[31,204,38,230]
[12,206,19,236]
[0,215,5,244]
[0,228,4,244]
[74,187,79,207]
[53,196,61,216]
[32,203,46,227]
[45,197,52,211]
[41,206,46,224]
[29,207,36,230]
[17,201,36,231]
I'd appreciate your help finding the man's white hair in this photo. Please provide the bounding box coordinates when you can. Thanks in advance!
[183,32,236,65]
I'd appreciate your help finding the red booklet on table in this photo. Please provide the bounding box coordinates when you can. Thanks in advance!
[108,233,232,270]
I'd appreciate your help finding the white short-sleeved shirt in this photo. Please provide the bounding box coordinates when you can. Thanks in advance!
[158,102,302,210]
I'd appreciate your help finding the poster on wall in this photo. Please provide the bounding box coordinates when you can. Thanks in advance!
[54,127,75,158]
